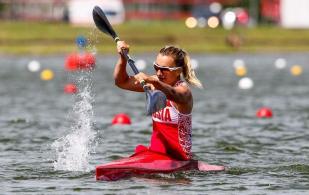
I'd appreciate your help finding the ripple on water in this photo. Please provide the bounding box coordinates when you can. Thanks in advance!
[273,164,309,174]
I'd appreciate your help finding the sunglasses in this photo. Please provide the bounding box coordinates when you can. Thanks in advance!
[153,62,182,72]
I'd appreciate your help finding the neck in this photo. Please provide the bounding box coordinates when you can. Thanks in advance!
[171,79,181,87]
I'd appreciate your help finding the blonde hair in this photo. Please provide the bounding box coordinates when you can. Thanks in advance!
[159,46,203,88]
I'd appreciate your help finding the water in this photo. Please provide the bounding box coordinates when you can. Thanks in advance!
[1,53,309,194]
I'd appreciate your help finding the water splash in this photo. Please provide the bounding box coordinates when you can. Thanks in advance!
[52,71,96,172]
[86,28,100,55]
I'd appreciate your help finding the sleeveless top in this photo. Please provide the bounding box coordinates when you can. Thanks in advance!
[150,81,192,160]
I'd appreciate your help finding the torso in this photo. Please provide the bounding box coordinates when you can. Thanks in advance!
[150,81,193,160]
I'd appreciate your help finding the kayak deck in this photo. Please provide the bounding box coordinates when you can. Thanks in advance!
[96,150,224,181]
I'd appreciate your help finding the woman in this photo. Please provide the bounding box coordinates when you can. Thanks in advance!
[96,41,224,181]
[114,41,202,161]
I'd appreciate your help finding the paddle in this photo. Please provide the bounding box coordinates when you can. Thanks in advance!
[92,6,166,115]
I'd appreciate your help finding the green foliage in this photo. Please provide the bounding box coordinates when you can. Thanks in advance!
[1,21,309,55]
[0,3,5,12]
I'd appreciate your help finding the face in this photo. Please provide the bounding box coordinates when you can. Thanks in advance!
[154,54,182,85]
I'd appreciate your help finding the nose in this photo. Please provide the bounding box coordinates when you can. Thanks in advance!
[156,69,163,76]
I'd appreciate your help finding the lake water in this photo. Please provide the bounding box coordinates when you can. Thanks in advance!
[1,53,309,194]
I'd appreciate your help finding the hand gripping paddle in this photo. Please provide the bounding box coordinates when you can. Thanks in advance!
[92,6,166,115]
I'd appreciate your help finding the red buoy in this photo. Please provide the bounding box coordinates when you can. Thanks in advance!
[64,83,77,94]
[80,53,95,69]
[112,113,131,125]
[256,107,273,118]
[65,53,95,71]
[65,53,79,71]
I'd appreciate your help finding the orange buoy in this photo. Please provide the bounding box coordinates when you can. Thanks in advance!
[256,107,273,118]
[112,113,131,125]
[64,83,77,94]
[65,53,95,71]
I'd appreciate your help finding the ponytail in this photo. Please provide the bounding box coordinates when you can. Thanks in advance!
[159,45,203,88]
[183,53,203,88]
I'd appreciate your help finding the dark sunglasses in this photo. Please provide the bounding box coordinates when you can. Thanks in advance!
[153,62,182,72]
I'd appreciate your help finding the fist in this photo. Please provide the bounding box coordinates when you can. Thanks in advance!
[117,41,129,54]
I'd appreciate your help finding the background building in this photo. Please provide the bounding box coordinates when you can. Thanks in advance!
[0,0,67,21]
[0,0,309,28]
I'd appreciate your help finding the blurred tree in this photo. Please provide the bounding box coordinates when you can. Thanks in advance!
[0,2,5,14]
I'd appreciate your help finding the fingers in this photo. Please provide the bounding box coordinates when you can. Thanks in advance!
[146,83,155,90]
[150,75,159,82]
[135,73,156,90]
[135,72,147,83]
[117,41,129,54]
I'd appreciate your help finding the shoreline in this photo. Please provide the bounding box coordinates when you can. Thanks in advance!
[1,21,309,55]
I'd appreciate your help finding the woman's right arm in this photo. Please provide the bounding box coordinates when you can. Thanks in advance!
[113,41,144,92]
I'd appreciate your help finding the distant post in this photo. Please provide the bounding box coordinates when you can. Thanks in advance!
[249,0,260,26]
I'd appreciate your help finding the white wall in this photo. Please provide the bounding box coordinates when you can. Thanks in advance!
[281,0,309,28]
[68,0,125,26]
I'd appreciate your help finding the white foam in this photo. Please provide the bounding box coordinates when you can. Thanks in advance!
[52,71,96,172]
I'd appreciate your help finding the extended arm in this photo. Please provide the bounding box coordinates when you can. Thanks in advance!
[113,41,144,92]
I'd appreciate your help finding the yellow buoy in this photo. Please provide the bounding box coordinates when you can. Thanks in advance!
[235,66,247,77]
[290,65,303,76]
[40,69,54,81]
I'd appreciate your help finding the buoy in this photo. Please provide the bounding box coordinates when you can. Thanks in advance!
[64,83,77,94]
[274,58,287,69]
[65,53,79,71]
[112,113,131,125]
[135,59,147,71]
[65,53,95,71]
[80,53,95,70]
[290,65,303,76]
[256,107,273,118]
[233,59,245,69]
[40,69,54,81]
[235,66,247,77]
[27,60,41,72]
[238,77,253,89]
[76,35,88,48]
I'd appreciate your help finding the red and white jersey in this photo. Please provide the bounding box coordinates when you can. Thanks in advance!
[150,81,192,160]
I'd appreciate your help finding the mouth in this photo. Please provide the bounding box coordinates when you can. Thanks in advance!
[158,77,165,81]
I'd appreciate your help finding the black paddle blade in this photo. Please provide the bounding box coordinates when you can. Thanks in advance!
[146,90,167,115]
[92,6,117,40]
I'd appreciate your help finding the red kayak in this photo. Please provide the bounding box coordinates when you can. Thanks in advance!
[96,149,224,181]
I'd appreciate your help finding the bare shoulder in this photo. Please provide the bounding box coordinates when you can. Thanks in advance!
[172,81,193,114]
[174,81,192,96]
[174,82,193,111]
